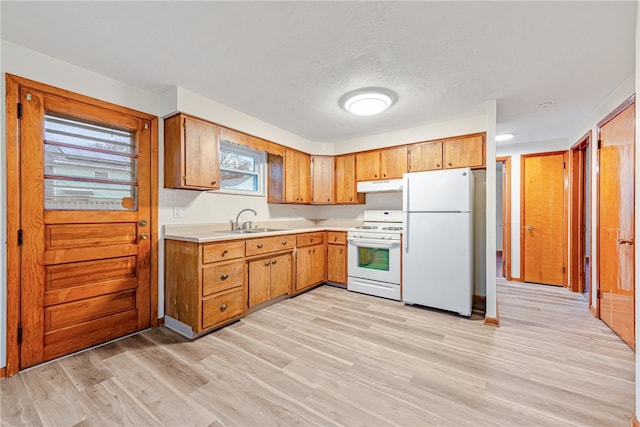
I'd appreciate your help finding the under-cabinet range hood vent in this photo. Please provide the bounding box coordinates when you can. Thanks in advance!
[356,179,403,193]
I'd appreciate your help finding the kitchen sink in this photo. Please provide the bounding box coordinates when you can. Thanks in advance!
[231,228,290,234]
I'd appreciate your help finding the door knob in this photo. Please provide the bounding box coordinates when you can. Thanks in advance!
[271,259,277,264]
[220,274,229,280]
[138,219,147,227]
[526,226,533,231]
[139,233,149,240]
[618,238,634,245]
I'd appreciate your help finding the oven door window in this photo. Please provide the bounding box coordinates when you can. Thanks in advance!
[357,246,390,271]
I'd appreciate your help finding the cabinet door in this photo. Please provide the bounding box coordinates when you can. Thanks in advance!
[248,258,271,307]
[335,154,364,204]
[312,156,334,204]
[380,146,408,179]
[444,135,485,169]
[409,141,443,172]
[327,244,347,284]
[184,116,220,189]
[270,253,292,298]
[285,149,311,203]
[356,151,381,181]
[312,244,327,284]
[296,246,314,291]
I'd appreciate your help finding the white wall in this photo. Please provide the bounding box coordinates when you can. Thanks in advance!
[635,0,639,419]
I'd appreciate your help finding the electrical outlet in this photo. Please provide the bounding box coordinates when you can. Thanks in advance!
[173,207,183,218]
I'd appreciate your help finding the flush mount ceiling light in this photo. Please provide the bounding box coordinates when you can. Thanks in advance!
[495,133,515,142]
[342,89,395,116]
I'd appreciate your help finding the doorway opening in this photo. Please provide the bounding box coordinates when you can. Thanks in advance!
[496,156,511,280]
[569,132,591,303]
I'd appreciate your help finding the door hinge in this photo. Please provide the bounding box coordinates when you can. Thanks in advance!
[183,118,187,128]
[17,324,23,344]
[562,266,565,273]
[597,139,602,149]
[17,103,22,119]
[17,229,23,246]
[563,162,566,169]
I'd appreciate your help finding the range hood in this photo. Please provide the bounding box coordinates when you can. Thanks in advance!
[357,179,403,193]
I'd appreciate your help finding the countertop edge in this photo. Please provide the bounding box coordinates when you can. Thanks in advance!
[164,227,351,243]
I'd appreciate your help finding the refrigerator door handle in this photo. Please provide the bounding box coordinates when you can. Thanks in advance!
[403,212,409,251]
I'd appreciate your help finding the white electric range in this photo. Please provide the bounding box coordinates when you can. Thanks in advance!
[347,210,402,300]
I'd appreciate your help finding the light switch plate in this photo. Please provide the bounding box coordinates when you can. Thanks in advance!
[173,207,183,218]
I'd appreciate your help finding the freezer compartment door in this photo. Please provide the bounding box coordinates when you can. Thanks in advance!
[402,212,473,316]
[403,168,472,212]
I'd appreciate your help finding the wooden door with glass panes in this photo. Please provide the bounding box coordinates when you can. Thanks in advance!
[17,82,155,368]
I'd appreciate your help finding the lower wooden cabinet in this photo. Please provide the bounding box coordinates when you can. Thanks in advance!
[296,232,326,292]
[248,253,293,307]
[165,240,246,337]
[327,231,347,284]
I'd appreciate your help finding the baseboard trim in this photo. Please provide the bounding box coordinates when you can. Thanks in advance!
[0,367,6,379]
[631,410,640,427]
[157,316,165,327]
[484,299,500,327]
[589,305,597,317]
[510,276,521,282]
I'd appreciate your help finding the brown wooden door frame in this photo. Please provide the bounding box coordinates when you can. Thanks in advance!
[569,132,591,297]
[4,74,159,376]
[520,150,569,286]
[496,156,512,281]
[595,94,635,344]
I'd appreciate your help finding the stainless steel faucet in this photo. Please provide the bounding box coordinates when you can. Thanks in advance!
[234,208,257,230]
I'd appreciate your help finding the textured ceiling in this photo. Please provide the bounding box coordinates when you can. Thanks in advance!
[1,1,636,145]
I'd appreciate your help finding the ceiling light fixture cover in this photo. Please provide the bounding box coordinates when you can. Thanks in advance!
[342,89,395,116]
[495,133,515,142]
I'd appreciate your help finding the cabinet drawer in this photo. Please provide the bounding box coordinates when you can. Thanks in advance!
[201,287,244,329]
[327,231,346,245]
[202,241,245,264]
[246,235,295,257]
[202,260,244,296]
[296,232,325,247]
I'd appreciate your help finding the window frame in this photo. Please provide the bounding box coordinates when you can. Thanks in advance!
[216,140,266,197]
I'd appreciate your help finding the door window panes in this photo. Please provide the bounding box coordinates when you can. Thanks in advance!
[44,114,138,210]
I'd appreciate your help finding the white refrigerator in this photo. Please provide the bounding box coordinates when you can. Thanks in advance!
[402,168,474,316]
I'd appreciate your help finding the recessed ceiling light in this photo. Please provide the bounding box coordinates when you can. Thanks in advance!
[537,100,554,110]
[342,89,394,116]
[495,133,515,142]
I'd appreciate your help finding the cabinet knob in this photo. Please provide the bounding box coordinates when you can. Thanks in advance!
[334,237,337,242]
[272,259,277,265]
[349,197,353,201]
[222,250,228,256]
[310,238,314,242]
[339,249,343,254]
[436,163,440,168]
[257,243,263,248]
[212,181,217,185]
[281,240,287,245]
[265,261,270,266]
[374,174,378,178]
[220,273,229,280]
[383,173,386,177]
[448,162,453,166]
[220,304,228,312]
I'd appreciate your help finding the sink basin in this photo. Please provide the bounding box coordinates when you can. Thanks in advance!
[230,228,290,234]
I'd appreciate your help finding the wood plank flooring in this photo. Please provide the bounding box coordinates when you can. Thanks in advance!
[1,281,635,426]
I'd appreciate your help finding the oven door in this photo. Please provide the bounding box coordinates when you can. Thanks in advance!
[347,237,401,285]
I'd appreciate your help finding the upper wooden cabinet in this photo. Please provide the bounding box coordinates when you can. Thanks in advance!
[335,154,365,204]
[409,134,485,172]
[444,134,485,169]
[356,146,408,181]
[164,113,220,190]
[284,149,311,203]
[311,156,334,204]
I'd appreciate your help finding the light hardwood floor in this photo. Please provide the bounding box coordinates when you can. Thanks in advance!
[1,281,635,426]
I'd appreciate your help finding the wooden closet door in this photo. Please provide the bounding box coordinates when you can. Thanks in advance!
[598,99,635,349]
[18,87,154,368]
[521,152,567,286]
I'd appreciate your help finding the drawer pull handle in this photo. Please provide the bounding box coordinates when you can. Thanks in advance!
[281,240,287,245]
[271,259,277,265]
[222,250,228,256]
[436,163,440,168]
[220,304,228,311]
[257,243,263,249]
[220,274,229,280]
[310,238,314,242]
[334,237,338,242]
